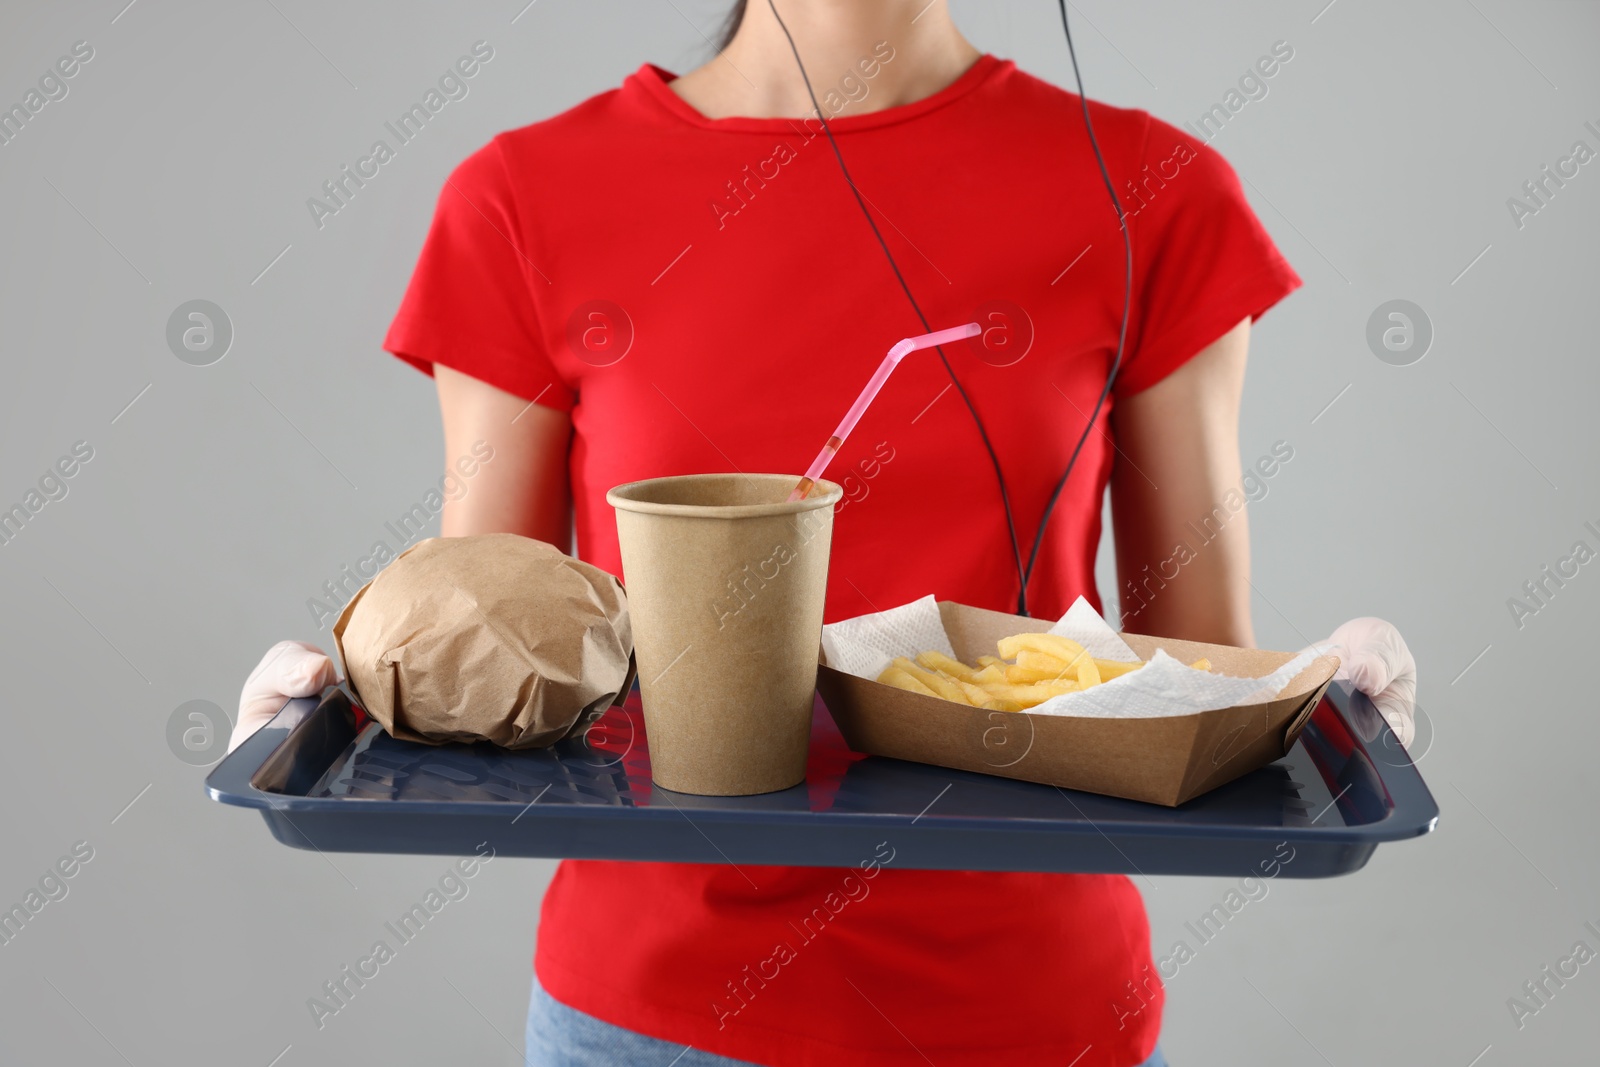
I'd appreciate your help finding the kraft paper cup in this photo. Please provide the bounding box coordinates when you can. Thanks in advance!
[607,473,842,796]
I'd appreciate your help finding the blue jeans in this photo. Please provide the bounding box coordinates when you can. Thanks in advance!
[525,974,1169,1066]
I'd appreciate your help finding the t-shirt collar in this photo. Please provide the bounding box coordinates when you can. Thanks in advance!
[627,52,1004,134]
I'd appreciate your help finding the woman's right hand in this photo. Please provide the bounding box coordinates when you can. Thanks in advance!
[228,640,341,753]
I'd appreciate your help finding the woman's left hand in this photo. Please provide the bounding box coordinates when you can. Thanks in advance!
[1306,618,1418,746]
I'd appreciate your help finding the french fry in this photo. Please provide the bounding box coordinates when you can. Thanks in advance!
[1006,664,1072,684]
[955,679,995,706]
[891,657,972,704]
[916,650,980,682]
[977,655,1004,669]
[877,666,936,697]
[997,632,1088,664]
[980,698,1023,712]
[1041,655,1209,680]
[1016,649,1073,673]
[978,681,1077,708]
[1094,658,1144,680]
[1014,647,1099,688]
[972,664,1007,684]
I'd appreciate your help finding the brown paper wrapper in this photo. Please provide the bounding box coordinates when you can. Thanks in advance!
[332,534,634,749]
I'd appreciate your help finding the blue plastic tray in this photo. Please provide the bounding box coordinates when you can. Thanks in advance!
[206,682,1436,877]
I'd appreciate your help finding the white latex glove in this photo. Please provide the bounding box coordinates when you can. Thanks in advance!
[228,640,342,753]
[1305,618,1417,746]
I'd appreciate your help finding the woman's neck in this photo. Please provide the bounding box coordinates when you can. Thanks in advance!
[670,0,981,120]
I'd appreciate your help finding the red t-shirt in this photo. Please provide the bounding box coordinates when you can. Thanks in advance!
[386,54,1299,1067]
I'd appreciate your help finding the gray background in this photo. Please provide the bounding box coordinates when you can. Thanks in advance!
[1,0,1595,1064]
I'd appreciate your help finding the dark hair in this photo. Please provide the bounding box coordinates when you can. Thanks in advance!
[716,0,747,51]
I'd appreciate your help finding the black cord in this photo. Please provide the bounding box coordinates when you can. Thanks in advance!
[763,0,1026,611]
[1019,0,1133,612]
[763,0,1131,618]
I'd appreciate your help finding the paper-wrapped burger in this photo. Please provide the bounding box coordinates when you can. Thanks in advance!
[332,534,635,748]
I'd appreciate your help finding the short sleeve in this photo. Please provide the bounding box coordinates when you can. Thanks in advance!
[1112,115,1302,398]
[383,138,575,412]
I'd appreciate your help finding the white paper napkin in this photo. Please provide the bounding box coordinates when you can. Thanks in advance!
[820,595,1319,719]
[1046,596,1141,662]
[820,594,956,681]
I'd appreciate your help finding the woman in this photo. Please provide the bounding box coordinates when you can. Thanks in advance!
[233,2,1417,1064]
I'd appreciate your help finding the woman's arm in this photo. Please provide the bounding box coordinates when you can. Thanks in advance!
[1109,318,1254,646]
[434,364,573,546]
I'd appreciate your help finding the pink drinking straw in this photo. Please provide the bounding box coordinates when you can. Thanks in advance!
[787,322,982,501]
